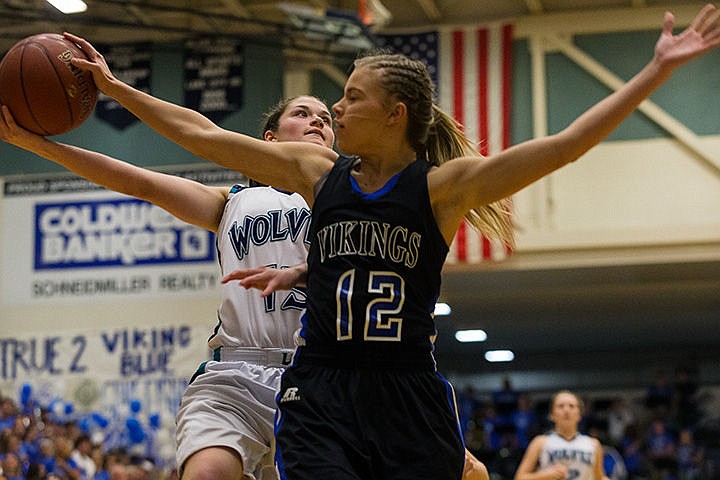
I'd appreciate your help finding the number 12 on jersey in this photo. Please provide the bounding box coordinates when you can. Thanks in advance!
[336,269,405,341]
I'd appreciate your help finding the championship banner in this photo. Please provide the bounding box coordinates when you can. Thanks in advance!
[0,166,246,306]
[95,42,152,130]
[183,37,244,122]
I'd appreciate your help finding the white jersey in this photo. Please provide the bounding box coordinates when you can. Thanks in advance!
[539,432,598,480]
[210,185,311,350]
[177,185,311,480]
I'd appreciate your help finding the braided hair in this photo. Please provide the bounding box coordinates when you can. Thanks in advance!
[353,53,514,246]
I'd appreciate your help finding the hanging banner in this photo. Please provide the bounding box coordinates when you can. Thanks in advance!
[183,37,244,122]
[0,166,246,306]
[95,43,152,130]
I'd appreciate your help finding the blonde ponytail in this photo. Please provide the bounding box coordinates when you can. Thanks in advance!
[427,105,515,248]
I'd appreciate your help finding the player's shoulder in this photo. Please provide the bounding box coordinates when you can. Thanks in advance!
[528,433,549,450]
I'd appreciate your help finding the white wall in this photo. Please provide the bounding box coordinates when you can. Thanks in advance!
[513,135,720,262]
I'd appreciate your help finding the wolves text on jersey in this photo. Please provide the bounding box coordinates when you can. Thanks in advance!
[546,448,594,465]
[227,208,311,260]
[315,220,421,268]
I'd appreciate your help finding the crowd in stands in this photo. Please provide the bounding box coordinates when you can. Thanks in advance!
[1,365,718,479]
[459,368,720,480]
[0,391,176,480]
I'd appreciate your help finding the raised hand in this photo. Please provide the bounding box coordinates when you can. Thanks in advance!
[63,32,118,93]
[654,4,720,71]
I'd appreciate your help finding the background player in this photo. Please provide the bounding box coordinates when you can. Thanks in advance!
[514,390,606,480]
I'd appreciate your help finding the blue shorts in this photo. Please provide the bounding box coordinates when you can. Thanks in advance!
[274,363,465,480]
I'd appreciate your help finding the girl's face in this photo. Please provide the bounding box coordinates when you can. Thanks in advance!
[332,66,394,155]
[550,392,582,426]
[267,96,334,148]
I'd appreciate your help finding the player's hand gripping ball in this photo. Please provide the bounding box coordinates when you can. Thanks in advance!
[0,33,98,136]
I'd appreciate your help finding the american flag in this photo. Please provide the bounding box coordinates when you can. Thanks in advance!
[376,24,514,263]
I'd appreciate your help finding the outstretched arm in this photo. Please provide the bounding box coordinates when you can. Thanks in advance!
[0,105,227,232]
[63,33,336,204]
[431,4,720,239]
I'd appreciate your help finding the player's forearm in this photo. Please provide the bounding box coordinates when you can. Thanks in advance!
[102,78,219,159]
[20,137,154,201]
[553,57,670,163]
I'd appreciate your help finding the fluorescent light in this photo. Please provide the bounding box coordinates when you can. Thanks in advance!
[434,302,451,316]
[46,0,87,14]
[454,329,487,343]
[484,350,515,362]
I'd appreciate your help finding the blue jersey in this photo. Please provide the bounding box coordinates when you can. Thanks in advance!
[297,155,448,368]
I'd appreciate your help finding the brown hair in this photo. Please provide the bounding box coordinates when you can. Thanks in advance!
[353,53,514,246]
[252,95,329,188]
[259,95,328,136]
[550,390,584,414]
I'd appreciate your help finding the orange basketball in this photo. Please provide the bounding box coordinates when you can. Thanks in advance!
[0,33,98,136]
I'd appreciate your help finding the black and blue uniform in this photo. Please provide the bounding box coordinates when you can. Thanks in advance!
[275,155,465,480]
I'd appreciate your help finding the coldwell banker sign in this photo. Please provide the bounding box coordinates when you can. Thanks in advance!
[0,168,241,305]
[35,199,212,269]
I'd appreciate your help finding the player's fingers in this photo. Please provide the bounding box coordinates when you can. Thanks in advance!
[70,57,91,69]
[700,7,720,36]
[239,274,269,289]
[662,12,675,37]
[689,4,716,33]
[63,32,94,54]
[222,267,265,283]
[0,105,17,131]
[0,106,8,134]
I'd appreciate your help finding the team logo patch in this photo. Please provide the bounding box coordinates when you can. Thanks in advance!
[281,351,294,366]
[279,386,300,403]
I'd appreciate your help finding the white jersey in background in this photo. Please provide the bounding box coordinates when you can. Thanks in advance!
[539,432,598,480]
[211,184,311,350]
[176,185,311,480]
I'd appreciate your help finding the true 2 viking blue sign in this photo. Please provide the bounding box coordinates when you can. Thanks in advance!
[0,325,194,380]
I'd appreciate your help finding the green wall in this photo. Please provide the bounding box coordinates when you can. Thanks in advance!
[545,30,720,140]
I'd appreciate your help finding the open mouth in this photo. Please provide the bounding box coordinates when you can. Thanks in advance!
[306,129,325,140]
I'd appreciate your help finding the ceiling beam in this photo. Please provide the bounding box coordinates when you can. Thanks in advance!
[218,0,250,19]
[515,5,702,38]
[549,34,720,179]
[525,0,544,15]
[415,0,441,21]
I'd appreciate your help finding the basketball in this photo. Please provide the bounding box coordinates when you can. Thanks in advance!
[0,33,98,136]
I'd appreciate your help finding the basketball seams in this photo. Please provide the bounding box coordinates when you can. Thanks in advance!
[34,39,76,132]
[20,41,54,136]
[0,33,97,136]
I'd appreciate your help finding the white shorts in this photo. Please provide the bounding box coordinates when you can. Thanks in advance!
[175,359,285,480]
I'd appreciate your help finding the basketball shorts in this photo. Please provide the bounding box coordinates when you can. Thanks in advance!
[274,364,465,480]
[176,360,285,480]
